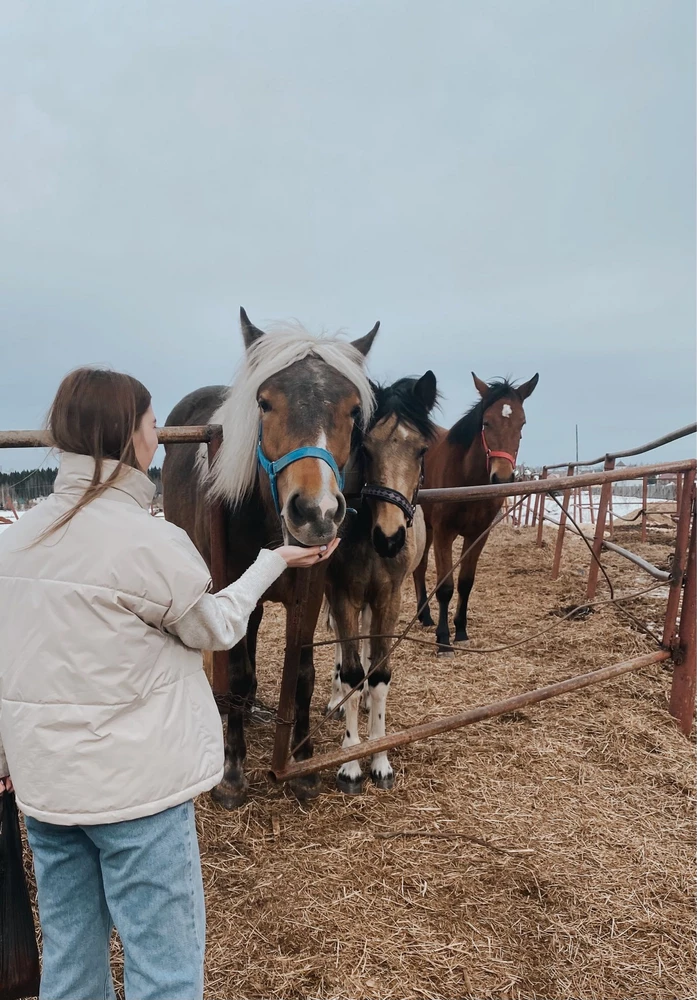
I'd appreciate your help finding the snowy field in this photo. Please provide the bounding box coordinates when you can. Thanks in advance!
[0,495,662,536]
[540,493,666,525]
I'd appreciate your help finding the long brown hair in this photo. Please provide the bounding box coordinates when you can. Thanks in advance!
[37,368,152,541]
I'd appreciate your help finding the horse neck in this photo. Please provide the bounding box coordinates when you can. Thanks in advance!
[439,430,488,487]
[464,432,489,485]
[226,476,282,547]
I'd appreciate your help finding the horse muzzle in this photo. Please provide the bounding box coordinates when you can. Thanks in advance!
[372,524,407,558]
[283,489,346,546]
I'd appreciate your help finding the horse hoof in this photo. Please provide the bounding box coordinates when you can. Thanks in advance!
[210,776,248,810]
[419,613,435,628]
[437,647,455,658]
[290,773,321,802]
[336,773,365,795]
[370,770,395,790]
[454,634,470,646]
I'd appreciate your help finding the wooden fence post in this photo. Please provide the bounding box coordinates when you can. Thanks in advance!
[535,467,548,545]
[669,488,696,737]
[586,457,615,599]
[207,431,230,697]
[551,464,575,581]
[641,475,648,543]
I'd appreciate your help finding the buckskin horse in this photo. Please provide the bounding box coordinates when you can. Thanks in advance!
[414,373,539,654]
[324,372,438,793]
[162,308,378,807]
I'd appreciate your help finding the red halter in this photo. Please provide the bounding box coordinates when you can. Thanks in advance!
[481,428,517,473]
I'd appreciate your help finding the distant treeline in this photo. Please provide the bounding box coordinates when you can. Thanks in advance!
[1,466,162,501]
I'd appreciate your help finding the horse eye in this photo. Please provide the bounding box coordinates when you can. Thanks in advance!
[417,447,428,458]
[350,406,361,421]
[258,398,272,413]
[482,421,490,428]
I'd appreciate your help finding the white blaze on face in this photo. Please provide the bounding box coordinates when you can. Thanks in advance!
[315,431,340,517]
[501,403,513,418]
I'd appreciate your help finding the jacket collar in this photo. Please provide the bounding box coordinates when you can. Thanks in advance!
[54,453,156,510]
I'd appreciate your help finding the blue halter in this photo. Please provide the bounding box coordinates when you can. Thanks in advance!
[257,424,345,515]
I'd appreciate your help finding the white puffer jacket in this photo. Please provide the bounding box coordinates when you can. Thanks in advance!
[0,453,285,826]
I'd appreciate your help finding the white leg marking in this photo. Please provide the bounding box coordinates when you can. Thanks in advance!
[326,615,344,714]
[360,605,372,711]
[337,686,362,782]
[368,681,393,780]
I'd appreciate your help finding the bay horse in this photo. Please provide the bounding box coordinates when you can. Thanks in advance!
[324,372,438,792]
[414,372,539,654]
[162,308,378,808]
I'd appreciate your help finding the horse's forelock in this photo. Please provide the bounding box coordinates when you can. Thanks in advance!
[204,326,375,506]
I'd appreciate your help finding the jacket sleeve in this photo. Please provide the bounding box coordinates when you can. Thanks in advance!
[0,674,8,775]
[167,549,287,650]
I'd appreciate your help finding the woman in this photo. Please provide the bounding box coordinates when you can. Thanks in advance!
[0,367,337,1000]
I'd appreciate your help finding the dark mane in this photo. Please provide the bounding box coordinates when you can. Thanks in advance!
[447,379,521,450]
[369,377,439,441]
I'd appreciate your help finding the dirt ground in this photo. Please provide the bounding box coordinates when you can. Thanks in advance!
[25,519,696,999]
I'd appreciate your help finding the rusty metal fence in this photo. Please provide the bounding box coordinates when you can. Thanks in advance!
[1,427,695,789]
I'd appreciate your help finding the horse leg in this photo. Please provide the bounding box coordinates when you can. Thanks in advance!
[211,638,254,810]
[360,604,372,713]
[453,537,486,644]
[366,591,399,789]
[288,578,326,801]
[414,526,434,627]
[433,525,457,655]
[325,608,345,718]
[245,604,264,722]
[330,600,366,794]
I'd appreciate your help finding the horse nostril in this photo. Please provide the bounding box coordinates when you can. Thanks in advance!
[288,491,309,524]
[372,525,406,558]
[333,493,347,524]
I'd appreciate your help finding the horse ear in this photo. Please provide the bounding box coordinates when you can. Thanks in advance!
[350,321,380,357]
[414,370,438,412]
[471,372,489,398]
[240,307,266,349]
[517,373,539,400]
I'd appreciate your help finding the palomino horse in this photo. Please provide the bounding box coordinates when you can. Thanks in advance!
[162,309,378,807]
[414,373,538,654]
[325,373,438,792]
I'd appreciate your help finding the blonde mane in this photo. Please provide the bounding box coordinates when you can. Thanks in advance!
[204,326,375,506]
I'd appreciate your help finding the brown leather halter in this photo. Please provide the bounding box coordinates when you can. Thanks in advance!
[481,428,517,474]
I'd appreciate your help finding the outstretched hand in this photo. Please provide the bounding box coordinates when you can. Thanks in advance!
[276,538,341,568]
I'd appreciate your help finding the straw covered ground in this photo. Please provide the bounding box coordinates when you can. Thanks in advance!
[192,521,695,999]
[26,520,696,999]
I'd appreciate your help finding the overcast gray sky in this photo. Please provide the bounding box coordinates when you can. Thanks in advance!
[1,0,695,472]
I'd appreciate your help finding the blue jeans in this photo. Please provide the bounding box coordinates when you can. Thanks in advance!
[24,800,205,1000]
